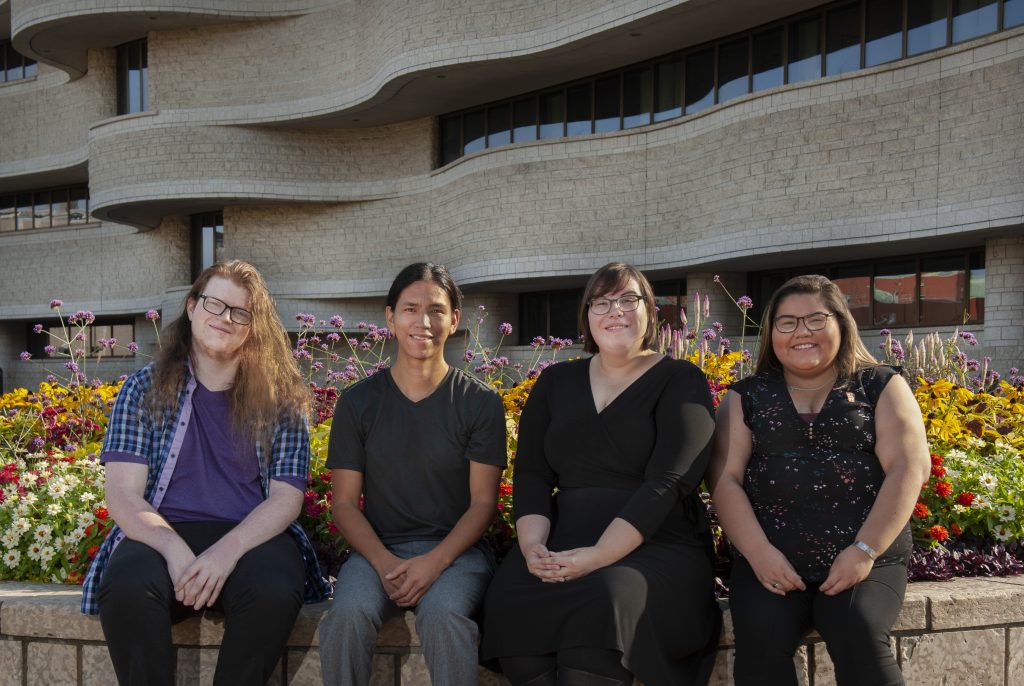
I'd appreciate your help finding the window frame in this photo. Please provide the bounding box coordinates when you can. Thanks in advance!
[0,185,91,232]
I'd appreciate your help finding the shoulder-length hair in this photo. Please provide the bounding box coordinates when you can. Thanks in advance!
[578,262,658,355]
[148,260,309,444]
[754,274,877,380]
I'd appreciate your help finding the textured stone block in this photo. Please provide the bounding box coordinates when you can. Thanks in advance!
[81,644,117,686]
[926,577,1024,629]
[0,639,23,684]
[1009,627,1024,686]
[0,583,104,641]
[899,628,1004,685]
[176,647,216,686]
[399,652,429,685]
[26,641,76,686]
[287,648,321,686]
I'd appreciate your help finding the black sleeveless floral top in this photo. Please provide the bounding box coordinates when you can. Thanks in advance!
[730,365,912,582]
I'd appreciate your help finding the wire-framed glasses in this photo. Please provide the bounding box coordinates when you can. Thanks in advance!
[773,312,834,333]
[199,294,253,326]
[589,294,643,315]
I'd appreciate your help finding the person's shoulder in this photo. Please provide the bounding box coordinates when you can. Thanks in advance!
[728,369,774,396]
[448,367,500,397]
[119,362,158,393]
[850,364,902,386]
[537,357,587,380]
[337,369,387,407]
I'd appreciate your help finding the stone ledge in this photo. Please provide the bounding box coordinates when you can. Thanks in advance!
[2,576,1023,685]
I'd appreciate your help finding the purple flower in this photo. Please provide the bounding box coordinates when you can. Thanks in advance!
[145,309,160,321]
[720,337,731,349]
[360,341,372,351]
[348,338,358,347]
[702,328,717,341]
[309,335,321,345]
[44,345,56,355]
[330,315,345,328]
[530,336,545,350]
[736,296,753,310]
[326,333,341,343]
[960,332,979,346]
[493,356,509,367]
[357,321,367,330]
[713,275,721,284]
[46,374,59,384]
[378,328,393,340]
[320,344,329,351]
[879,329,891,337]
[64,361,80,373]
[127,341,139,352]
[712,321,723,332]
[311,361,324,372]
[513,363,523,371]
[19,351,31,361]
[29,437,45,451]
[498,322,513,336]
[330,353,340,362]
[49,299,63,309]
[463,350,476,362]
[32,324,44,334]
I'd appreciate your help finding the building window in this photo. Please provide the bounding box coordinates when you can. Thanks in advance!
[749,249,985,330]
[652,279,686,329]
[0,185,90,232]
[190,212,224,281]
[117,38,148,115]
[26,319,136,359]
[2,40,38,83]
[436,0,1021,166]
[519,290,582,345]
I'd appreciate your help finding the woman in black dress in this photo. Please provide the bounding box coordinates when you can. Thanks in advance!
[707,275,931,685]
[482,263,721,686]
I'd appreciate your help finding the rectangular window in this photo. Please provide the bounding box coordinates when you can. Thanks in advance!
[831,265,871,327]
[116,38,148,115]
[16,193,32,231]
[622,67,652,129]
[566,83,593,136]
[920,255,967,325]
[908,0,949,56]
[50,188,70,227]
[69,186,90,224]
[717,38,750,104]
[462,109,486,155]
[968,251,985,322]
[653,58,682,122]
[487,104,511,147]
[33,191,52,230]
[0,196,14,233]
[788,16,823,83]
[0,185,88,231]
[27,319,136,359]
[874,260,918,327]
[952,0,998,42]
[866,0,904,66]
[684,48,715,113]
[518,290,582,344]
[652,279,686,329]
[594,75,621,134]
[512,97,538,143]
[1007,0,1024,27]
[2,41,38,83]
[191,212,225,282]
[752,28,785,92]
[826,3,862,76]
[539,90,565,140]
[439,115,461,166]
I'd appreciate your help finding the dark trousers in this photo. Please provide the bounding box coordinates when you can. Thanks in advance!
[729,557,906,686]
[98,520,305,686]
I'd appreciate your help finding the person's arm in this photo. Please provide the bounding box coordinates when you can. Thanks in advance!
[706,390,806,595]
[385,461,502,606]
[819,373,930,595]
[549,362,715,581]
[331,468,404,597]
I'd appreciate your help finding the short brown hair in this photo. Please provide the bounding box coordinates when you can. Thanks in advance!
[578,262,658,355]
[754,274,878,380]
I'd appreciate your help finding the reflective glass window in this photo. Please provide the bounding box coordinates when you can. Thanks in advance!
[16,193,32,231]
[117,39,148,114]
[439,115,461,166]
[874,261,918,327]
[968,251,985,322]
[684,48,714,114]
[832,265,871,327]
[0,196,14,233]
[191,212,225,282]
[594,75,621,133]
[566,83,593,136]
[513,97,538,142]
[69,187,89,224]
[462,109,486,155]
[487,104,511,147]
[952,0,998,42]
[866,0,903,66]
[652,279,686,328]
[24,60,37,78]
[752,28,785,92]
[518,290,582,344]
[33,192,52,229]
[539,91,565,139]
[826,3,861,75]
[50,188,69,228]
[548,290,581,340]
[4,42,24,82]
[908,0,949,55]
[653,58,682,121]
[1007,0,1024,27]
[921,255,967,325]
[717,38,750,103]
[622,67,652,128]
[788,16,822,83]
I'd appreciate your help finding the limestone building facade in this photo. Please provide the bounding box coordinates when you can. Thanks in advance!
[1,0,1022,390]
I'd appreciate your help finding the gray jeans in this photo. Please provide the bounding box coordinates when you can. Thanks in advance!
[319,540,495,686]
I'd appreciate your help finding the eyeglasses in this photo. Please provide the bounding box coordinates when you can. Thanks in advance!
[773,312,834,333]
[198,294,253,326]
[589,294,643,315]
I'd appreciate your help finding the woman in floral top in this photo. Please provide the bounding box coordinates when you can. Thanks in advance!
[708,275,930,686]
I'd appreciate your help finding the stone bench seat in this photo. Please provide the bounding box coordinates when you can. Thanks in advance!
[2,576,1024,685]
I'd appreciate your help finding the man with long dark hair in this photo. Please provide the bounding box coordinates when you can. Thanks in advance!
[81,260,330,685]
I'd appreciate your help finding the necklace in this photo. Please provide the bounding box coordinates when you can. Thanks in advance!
[786,376,836,392]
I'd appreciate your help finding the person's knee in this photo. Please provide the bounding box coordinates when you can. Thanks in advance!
[415,600,478,646]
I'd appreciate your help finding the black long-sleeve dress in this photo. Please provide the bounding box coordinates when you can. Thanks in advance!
[481,357,722,686]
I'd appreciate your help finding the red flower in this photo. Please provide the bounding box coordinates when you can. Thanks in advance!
[930,453,943,467]
[931,465,946,478]
[951,523,963,536]
[934,481,953,497]
[95,507,109,521]
[957,492,975,507]
[87,545,100,559]
[929,525,949,542]
[499,483,512,497]
[913,502,930,519]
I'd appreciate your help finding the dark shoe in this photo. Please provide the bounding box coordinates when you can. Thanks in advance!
[557,667,630,686]
[513,669,557,686]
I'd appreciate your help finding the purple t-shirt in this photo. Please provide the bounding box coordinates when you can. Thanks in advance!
[104,383,306,522]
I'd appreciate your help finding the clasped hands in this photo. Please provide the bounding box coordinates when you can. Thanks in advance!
[169,540,241,610]
[524,543,600,583]
[380,553,447,608]
[750,543,874,597]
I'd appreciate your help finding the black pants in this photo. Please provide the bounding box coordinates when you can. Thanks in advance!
[729,557,906,686]
[98,520,305,686]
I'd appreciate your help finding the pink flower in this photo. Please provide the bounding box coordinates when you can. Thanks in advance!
[19,352,31,361]
[145,309,160,321]
[49,299,63,309]
[498,322,513,336]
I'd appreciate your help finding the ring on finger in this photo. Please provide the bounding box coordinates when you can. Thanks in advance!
[771,583,780,589]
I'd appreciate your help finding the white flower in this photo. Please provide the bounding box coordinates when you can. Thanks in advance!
[33,525,53,542]
[38,547,55,564]
[972,495,991,510]
[992,525,1013,542]
[1,529,20,547]
[26,543,43,561]
[47,480,67,498]
[63,474,80,488]
[978,473,998,491]
[945,449,967,460]
[3,549,20,568]
[944,467,958,478]
[69,526,87,542]
[20,473,38,485]
[80,492,96,502]
[46,503,61,516]
[967,437,986,448]
[13,518,31,533]
[997,505,1016,522]
[952,504,968,514]
[22,493,37,505]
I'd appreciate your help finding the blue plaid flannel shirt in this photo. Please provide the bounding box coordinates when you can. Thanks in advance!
[81,362,332,614]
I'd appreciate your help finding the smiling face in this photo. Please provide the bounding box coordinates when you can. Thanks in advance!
[186,275,252,362]
[770,293,841,376]
[385,279,460,363]
[587,278,649,356]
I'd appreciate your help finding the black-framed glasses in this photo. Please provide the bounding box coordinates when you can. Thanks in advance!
[773,312,834,333]
[198,294,253,326]
[589,294,643,315]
